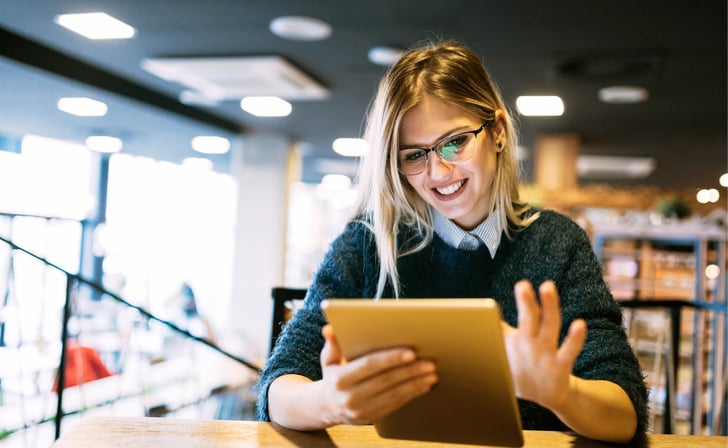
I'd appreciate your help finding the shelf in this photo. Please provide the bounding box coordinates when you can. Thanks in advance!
[593,228,726,435]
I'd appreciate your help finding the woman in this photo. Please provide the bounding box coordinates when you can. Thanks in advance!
[255,40,648,444]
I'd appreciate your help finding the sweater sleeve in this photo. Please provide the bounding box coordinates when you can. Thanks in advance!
[254,221,373,421]
[547,213,650,439]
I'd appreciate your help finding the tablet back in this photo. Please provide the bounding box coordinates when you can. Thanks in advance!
[322,298,523,447]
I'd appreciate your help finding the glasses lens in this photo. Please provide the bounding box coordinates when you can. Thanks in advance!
[438,133,474,162]
[399,149,427,174]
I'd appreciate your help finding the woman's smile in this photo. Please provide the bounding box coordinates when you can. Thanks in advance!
[433,178,467,198]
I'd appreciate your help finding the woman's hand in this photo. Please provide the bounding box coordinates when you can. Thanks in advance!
[317,324,438,426]
[501,280,587,410]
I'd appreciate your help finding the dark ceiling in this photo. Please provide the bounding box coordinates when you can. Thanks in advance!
[0,1,725,189]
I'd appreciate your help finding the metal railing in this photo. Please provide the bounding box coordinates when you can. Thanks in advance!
[0,234,261,443]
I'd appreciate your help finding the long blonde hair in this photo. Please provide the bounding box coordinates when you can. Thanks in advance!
[353,40,537,298]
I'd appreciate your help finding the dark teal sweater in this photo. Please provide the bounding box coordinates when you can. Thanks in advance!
[255,210,648,438]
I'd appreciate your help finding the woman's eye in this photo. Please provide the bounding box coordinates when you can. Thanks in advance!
[445,135,467,148]
[404,150,425,162]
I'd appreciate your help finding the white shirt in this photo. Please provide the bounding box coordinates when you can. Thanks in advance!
[432,207,503,258]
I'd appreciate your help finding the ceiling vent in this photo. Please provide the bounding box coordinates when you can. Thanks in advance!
[555,50,665,81]
[141,55,329,102]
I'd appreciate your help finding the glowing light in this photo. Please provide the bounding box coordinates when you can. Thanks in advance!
[705,264,720,280]
[191,136,230,154]
[57,97,108,117]
[55,12,135,40]
[515,96,564,116]
[332,138,369,157]
[240,96,292,117]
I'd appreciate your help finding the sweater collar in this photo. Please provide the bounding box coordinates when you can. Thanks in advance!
[432,207,503,258]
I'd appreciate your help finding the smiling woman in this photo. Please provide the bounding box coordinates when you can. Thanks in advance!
[256,39,649,446]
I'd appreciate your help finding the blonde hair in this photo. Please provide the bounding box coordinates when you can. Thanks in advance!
[353,39,538,298]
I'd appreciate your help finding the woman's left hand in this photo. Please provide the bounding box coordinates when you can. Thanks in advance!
[501,280,587,411]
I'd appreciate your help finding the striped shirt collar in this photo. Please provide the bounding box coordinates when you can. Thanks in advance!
[432,207,503,258]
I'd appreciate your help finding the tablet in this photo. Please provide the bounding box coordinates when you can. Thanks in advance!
[321,298,523,447]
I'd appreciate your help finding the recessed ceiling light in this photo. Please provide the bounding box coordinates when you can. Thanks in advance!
[332,138,369,157]
[54,12,135,40]
[191,136,230,154]
[269,16,332,41]
[57,97,108,117]
[240,96,292,117]
[368,46,404,66]
[720,172,728,187]
[598,85,649,104]
[515,96,564,116]
[85,135,123,153]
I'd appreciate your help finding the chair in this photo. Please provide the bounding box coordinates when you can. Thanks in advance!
[269,287,307,355]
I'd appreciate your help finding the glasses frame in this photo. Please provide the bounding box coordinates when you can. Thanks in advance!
[397,121,493,175]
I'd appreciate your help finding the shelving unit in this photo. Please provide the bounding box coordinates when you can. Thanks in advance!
[593,223,727,435]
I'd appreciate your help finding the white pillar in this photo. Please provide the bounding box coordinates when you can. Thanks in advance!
[229,133,294,364]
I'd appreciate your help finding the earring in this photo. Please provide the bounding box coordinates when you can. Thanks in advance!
[497,142,503,150]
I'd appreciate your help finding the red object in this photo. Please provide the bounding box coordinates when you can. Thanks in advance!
[53,341,113,392]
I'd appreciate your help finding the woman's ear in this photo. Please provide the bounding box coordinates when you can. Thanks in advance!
[492,110,507,152]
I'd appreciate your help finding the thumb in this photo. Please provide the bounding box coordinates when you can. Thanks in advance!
[320,324,344,366]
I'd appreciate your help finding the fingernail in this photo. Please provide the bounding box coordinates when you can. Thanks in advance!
[402,350,416,362]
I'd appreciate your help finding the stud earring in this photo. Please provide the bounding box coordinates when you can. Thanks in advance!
[496,142,503,150]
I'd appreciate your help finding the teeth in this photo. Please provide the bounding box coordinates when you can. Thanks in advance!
[436,180,464,195]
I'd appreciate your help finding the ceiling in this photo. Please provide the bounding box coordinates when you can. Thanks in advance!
[0,1,725,189]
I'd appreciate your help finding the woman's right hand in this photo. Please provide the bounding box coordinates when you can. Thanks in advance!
[317,324,438,426]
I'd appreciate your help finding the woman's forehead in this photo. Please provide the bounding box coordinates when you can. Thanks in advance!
[399,96,480,145]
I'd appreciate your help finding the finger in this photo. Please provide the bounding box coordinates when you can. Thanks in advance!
[321,324,343,366]
[345,358,437,411]
[357,371,438,422]
[337,348,417,389]
[514,280,539,337]
[557,319,587,366]
[538,281,562,346]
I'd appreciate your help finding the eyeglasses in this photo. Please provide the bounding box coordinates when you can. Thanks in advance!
[397,122,492,175]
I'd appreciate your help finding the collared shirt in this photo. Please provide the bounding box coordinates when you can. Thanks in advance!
[432,207,503,258]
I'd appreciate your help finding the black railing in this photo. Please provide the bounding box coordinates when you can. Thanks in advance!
[0,234,261,440]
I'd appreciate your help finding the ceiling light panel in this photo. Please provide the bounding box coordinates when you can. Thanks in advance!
[191,136,231,154]
[332,138,369,157]
[598,85,649,104]
[57,97,108,116]
[141,56,329,101]
[269,16,332,41]
[240,97,292,117]
[368,46,404,66]
[54,12,135,40]
[515,96,564,116]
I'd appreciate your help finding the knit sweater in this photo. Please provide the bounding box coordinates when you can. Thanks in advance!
[255,210,649,438]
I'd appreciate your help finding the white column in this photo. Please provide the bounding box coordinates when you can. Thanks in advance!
[229,133,295,364]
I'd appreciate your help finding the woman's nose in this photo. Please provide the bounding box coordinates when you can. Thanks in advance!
[427,153,454,178]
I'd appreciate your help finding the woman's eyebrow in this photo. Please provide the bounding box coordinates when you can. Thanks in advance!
[400,125,472,149]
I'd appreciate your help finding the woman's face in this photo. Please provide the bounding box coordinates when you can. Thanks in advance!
[399,94,504,230]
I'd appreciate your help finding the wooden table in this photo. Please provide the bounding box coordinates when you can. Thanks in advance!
[52,416,728,448]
